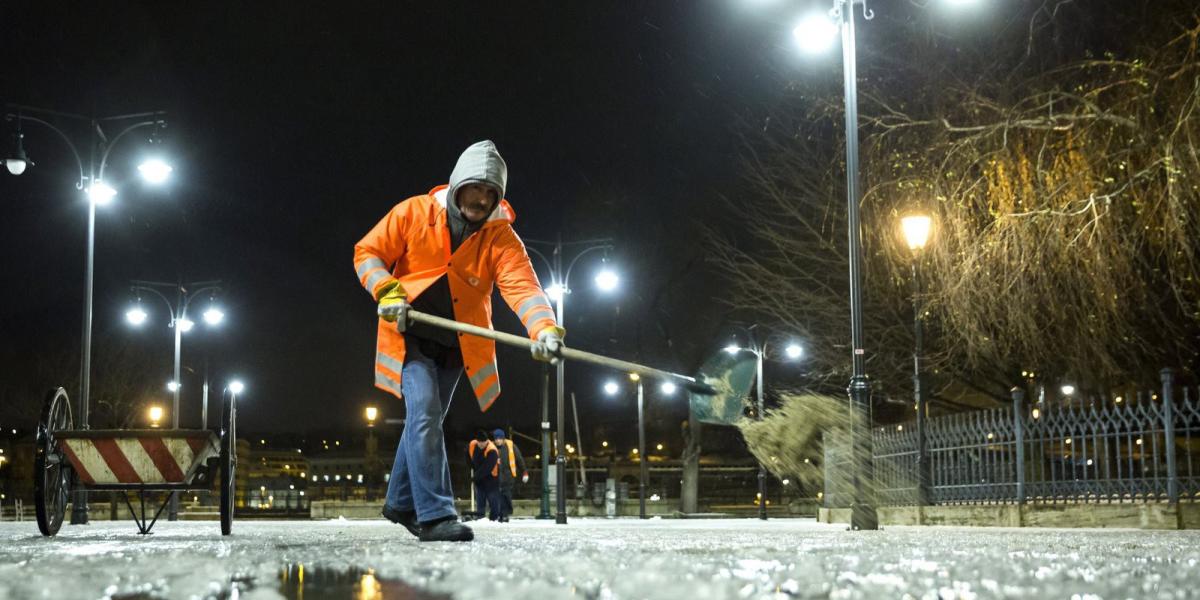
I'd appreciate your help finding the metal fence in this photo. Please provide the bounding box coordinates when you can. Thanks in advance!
[826,369,1200,506]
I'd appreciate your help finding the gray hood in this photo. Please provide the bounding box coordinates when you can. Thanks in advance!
[447,140,507,215]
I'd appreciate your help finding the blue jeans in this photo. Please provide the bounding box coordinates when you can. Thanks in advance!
[473,479,500,519]
[384,335,463,523]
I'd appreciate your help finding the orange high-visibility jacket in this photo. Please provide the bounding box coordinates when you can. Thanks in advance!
[354,185,558,411]
[468,439,500,477]
[497,438,520,477]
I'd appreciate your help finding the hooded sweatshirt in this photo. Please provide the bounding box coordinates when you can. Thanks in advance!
[407,141,509,349]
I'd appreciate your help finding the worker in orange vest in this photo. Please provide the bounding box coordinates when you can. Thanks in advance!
[491,429,528,522]
[465,430,500,521]
[354,140,564,542]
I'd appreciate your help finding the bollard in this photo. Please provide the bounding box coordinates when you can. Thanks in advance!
[1011,387,1026,505]
[1161,369,1179,503]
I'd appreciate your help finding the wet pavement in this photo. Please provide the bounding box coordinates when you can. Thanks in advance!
[0,517,1197,598]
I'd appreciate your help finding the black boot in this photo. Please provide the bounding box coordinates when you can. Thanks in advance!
[418,516,474,542]
[381,505,421,538]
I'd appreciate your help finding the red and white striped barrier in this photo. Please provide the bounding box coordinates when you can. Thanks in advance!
[58,434,219,485]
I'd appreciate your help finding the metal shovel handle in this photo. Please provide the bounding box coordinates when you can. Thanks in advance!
[406,309,714,394]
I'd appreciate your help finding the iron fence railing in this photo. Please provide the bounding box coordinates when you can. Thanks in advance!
[825,369,1199,507]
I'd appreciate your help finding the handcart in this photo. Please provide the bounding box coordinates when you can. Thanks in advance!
[32,386,236,536]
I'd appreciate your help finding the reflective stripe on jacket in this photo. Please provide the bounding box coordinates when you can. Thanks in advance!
[354,185,558,411]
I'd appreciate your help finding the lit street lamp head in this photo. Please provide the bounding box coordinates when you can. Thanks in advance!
[228,380,245,395]
[785,343,804,359]
[723,344,740,355]
[137,158,173,184]
[901,214,933,251]
[365,406,378,425]
[166,380,180,392]
[793,13,839,54]
[594,267,619,292]
[202,306,225,326]
[147,405,163,427]
[126,306,148,326]
[4,128,30,175]
[603,380,619,396]
[86,181,117,205]
[660,381,677,395]
[176,317,195,333]
[546,282,565,302]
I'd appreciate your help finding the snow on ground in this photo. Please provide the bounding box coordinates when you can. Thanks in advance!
[0,517,1197,599]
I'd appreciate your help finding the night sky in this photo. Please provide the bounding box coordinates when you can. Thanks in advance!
[2,0,1080,444]
[3,2,841,436]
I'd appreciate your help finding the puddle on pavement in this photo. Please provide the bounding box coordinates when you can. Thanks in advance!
[278,564,448,600]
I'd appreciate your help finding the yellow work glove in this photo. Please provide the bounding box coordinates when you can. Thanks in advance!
[376,281,409,330]
[531,325,566,364]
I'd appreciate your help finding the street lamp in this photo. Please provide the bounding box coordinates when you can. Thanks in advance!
[725,326,802,520]
[148,405,164,428]
[901,212,933,506]
[125,280,223,429]
[604,374,672,520]
[228,380,245,395]
[795,0,986,535]
[526,236,616,524]
[4,104,171,526]
[365,406,378,426]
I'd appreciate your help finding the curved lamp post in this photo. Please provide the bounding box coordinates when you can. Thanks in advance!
[604,373,679,519]
[127,280,221,522]
[526,236,616,524]
[724,326,803,520]
[126,280,223,429]
[5,104,171,525]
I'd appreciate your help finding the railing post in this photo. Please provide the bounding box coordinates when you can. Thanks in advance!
[1161,368,1179,504]
[1011,387,1026,505]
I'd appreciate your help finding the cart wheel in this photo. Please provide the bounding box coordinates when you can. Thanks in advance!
[34,387,73,537]
[220,388,236,535]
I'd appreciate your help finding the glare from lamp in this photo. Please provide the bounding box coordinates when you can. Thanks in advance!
[87,181,117,205]
[594,268,619,292]
[126,306,148,326]
[203,306,225,326]
[177,317,195,333]
[137,158,173,184]
[603,381,619,396]
[901,214,933,251]
[793,13,839,54]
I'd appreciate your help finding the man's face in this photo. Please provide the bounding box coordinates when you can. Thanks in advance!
[456,183,498,223]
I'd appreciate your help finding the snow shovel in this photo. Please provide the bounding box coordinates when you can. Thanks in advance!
[404,308,720,396]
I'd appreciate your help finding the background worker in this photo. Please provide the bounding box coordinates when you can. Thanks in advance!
[466,430,500,521]
[492,428,529,522]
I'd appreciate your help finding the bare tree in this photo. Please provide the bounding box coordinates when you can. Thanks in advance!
[709,4,1200,407]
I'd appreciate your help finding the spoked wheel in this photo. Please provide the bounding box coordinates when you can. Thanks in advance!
[34,388,73,536]
[220,388,237,536]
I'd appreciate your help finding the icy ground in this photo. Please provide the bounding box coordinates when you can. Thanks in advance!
[1,518,1198,599]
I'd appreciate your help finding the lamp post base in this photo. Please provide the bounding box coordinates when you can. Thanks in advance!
[850,504,878,531]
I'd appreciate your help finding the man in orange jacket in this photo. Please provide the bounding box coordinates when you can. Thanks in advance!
[354,140,564,542]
